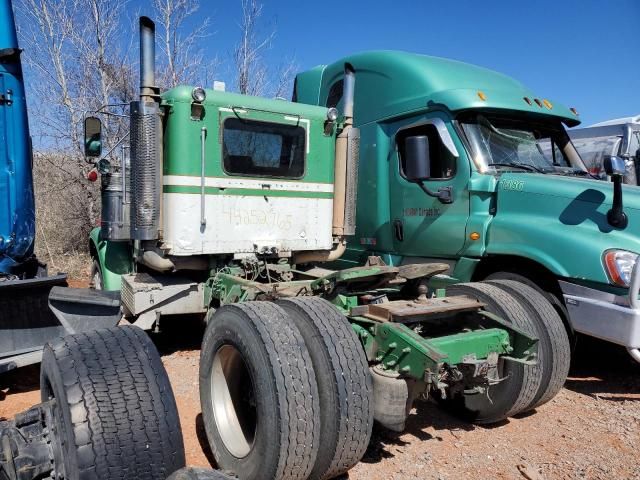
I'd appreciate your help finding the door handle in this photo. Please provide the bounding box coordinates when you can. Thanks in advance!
[394,219,404,242]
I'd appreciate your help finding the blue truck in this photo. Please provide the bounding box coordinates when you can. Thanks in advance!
[0,0,119,372]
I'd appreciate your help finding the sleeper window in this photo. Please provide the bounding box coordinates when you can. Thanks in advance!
[223,118,305,178]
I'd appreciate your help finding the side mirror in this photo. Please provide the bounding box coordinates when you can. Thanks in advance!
[603,155,628,228]
[84,116,102,158]
[400,134,453,204]
[403,135,431,181]
[603,155,626,177]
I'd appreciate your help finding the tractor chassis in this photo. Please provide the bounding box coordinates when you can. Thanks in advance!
[203,261,538,406]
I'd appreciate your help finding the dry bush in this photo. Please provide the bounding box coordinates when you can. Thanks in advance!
[33,152,99,280]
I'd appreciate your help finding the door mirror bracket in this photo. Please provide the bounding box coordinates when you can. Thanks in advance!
[417,182,453,204]
[603,155,628,229]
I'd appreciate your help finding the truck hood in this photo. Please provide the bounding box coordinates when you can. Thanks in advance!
[487,173,640,284]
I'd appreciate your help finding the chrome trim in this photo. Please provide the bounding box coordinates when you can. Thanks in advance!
[200,126,207,227]
[628,260,640,309]
[396,117,459,158]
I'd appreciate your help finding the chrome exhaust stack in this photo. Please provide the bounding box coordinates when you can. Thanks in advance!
[333,64,359,237]
[295,64,359,264]
[130,16,162,241]
[139,16,156,101]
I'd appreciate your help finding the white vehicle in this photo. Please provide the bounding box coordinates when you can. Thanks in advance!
[569,115,640,184]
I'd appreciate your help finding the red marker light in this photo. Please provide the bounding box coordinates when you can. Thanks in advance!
[87,170,98,182]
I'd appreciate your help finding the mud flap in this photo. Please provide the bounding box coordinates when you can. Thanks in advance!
[0,283,121,372]
[48,286,121,333]
[0,274,68,370]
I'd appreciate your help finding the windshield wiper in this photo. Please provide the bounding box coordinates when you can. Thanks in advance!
[490,162,547,174]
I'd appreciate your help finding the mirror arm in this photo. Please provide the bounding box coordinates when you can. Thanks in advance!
[607,175,628,229]
[90,130,130,165]
[417,181,453,204]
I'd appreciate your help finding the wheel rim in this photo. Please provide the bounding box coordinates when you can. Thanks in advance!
[91,262,102,290]
[42,379,67,479]
[210,344,257,458]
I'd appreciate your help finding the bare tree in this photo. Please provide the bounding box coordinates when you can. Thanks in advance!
[234,0,273,96]
[273,57,298,99]
[233,0,298,98]
[16,0,135,265]
[152,0,217,89]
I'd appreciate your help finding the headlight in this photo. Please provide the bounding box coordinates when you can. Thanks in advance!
[603,249,638,287]
[326,107,339,122]
[191,86,206,103]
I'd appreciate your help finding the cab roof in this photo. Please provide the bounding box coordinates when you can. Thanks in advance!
[295,50,580,127]
[162,85,330,121]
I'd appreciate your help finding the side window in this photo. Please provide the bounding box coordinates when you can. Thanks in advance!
[223,118,305,179]
[326,80,343,108]
[397,124,456,180]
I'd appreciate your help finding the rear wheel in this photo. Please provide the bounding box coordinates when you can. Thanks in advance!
[278,297,373,480]
[487,279,571,409]
[40,325,185,480]
[199,302,320,480]
[445,282,542,424]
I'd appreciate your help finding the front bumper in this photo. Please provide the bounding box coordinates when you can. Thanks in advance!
[559,263,640,349]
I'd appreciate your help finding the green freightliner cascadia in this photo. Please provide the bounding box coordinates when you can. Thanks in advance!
[295,50,640,360]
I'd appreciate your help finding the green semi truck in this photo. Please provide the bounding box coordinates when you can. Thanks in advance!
[294,50,640,363]
[76,18,574,480]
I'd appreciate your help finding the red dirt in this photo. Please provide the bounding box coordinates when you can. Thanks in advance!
[2,322,639,480]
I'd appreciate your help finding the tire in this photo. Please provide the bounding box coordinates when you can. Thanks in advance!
[445,282,542,424]
[484,271,573,337]
[486,279,571,409]
[90,259,103,290]
[167,467,237,480]
[277,297,373,480]
[40,325,185,480]
[199,302,320,480]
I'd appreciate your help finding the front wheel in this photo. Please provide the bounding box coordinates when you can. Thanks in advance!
[445,282,542,424]
[89,258,103,290]
[486,279,571,409]
[199,302,320,480]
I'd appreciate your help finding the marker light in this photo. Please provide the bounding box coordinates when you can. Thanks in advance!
[570,107,579,116]
[191,87,206,103]
[469,232,480,241]
[87,169,98,182]
[327,107,339,122]
[603,249,639,287]
[534,98,543,108]
[523,97,532,105]
[543,99,553,109]
[477,91,487,101]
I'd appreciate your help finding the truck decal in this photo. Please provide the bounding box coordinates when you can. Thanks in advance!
[403,207,441,217]
[500,179,525,191]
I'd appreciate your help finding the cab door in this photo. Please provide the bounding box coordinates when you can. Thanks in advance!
[388,114,470,258]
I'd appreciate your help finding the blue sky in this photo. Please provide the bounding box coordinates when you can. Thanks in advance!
[135,0,639,127]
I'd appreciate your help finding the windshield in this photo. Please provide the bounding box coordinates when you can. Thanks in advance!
[459,114,580,174]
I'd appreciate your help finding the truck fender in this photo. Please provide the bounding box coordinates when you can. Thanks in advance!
[89,227,133,291]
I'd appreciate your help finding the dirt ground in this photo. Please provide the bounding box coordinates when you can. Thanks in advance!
[2,316,639,480]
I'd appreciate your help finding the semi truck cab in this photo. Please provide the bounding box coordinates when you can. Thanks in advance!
[294,50,640,361]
